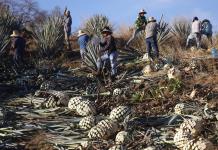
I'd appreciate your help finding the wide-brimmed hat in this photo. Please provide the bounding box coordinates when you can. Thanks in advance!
[139,9,147,14]
[78,30,86,37]
[101,28,112,34]
[10,30,20,37]
[148,17,156,22]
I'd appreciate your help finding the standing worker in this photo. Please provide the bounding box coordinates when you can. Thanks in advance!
[145,17,159,61]
[64,7,72,50]
[186,17,201,49]
[97,27,118,81]
[10,30,26,72]
[126,9,147,48]
[78,30,89,62]
[201,19,213,45]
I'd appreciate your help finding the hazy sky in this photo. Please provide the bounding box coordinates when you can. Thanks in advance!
[37,0,218,32]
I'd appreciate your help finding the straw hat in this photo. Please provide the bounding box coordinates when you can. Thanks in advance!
[148,17,156,22]
[101,27,112,34]
[139,9,146,14]
[78,30,86,37]
[10,30,20,37]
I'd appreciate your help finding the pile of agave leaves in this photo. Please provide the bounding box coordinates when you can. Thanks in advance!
[0,50,218,150]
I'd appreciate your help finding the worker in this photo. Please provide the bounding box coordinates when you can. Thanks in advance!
[64,7,72,50]
[126,9,147,48]
[78,30,89,61]
[145,17,159,61]
[96,27,118,81]
[10,30,26,72]
[186,17,201,49]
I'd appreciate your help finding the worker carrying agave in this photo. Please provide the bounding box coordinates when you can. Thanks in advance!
[96,27,118,81]
[145,17,159,62]
[77,30,89,62]
[186,17,201,49]
[126,9,147,48]
[10,30,26,73]
[63,7,72,50]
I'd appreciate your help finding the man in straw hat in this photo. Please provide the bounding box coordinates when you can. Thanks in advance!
[64,7,72,50]
[126,9,147,48]
[96,27,118,81]
[145,16,159,61]
[78,30,89,61]
[10,30,26,71]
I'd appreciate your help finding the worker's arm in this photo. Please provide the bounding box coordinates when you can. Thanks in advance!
[64,7,67,16]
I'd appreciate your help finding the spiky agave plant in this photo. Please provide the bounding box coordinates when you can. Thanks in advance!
[157,19,172,46]
[32,14,64,58]
[171,18,191,48]
[0,5,22,55]
[83,40,100,72]
[83,14,112,37]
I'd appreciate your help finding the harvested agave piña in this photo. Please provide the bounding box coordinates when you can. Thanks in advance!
[108,144,126,150]
[40,81,56,90]
[109,106,131,122]
[183,138,214,150]
[113,88,122,96]
[86,83,97,95]
[115,131,130,144]
[68,97,84,110]
[79,116,96,130]
[179,119,203,137]
[88,119,118,139]
[174,103,196,115]
[174,129,191,149]
[76,100,96,116]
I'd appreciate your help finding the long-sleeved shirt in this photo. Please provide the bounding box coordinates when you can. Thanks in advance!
[145,22,158,39]
[100,35,117,54]
[64,16,72,33]
[135,16,147,29]
[78,34,89,50]
[192,20,201,33]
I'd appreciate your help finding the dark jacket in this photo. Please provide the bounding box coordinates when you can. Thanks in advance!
[12,36,26,57]
[100,35,117,54]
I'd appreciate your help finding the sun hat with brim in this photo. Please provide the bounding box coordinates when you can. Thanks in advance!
[101,28,112,34]
[148,17,156,22]
[139,9,147,14]
[10,30,20,37]
[78,30,86,37]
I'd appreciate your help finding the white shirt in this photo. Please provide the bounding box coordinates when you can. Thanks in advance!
[192,20,201,33]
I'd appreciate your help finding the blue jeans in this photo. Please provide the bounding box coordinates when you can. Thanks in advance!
[80,48,87,60]
[146,36,159,60]
[97,51,118,76]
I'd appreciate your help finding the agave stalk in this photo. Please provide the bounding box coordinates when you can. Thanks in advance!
[83,14,112,37]
[171,18,191,48]
[83,40,100,72]
[157,19,172,46]
[32,14,64,58]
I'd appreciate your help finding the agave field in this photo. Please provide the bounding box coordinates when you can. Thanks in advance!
[1,1,218,150]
